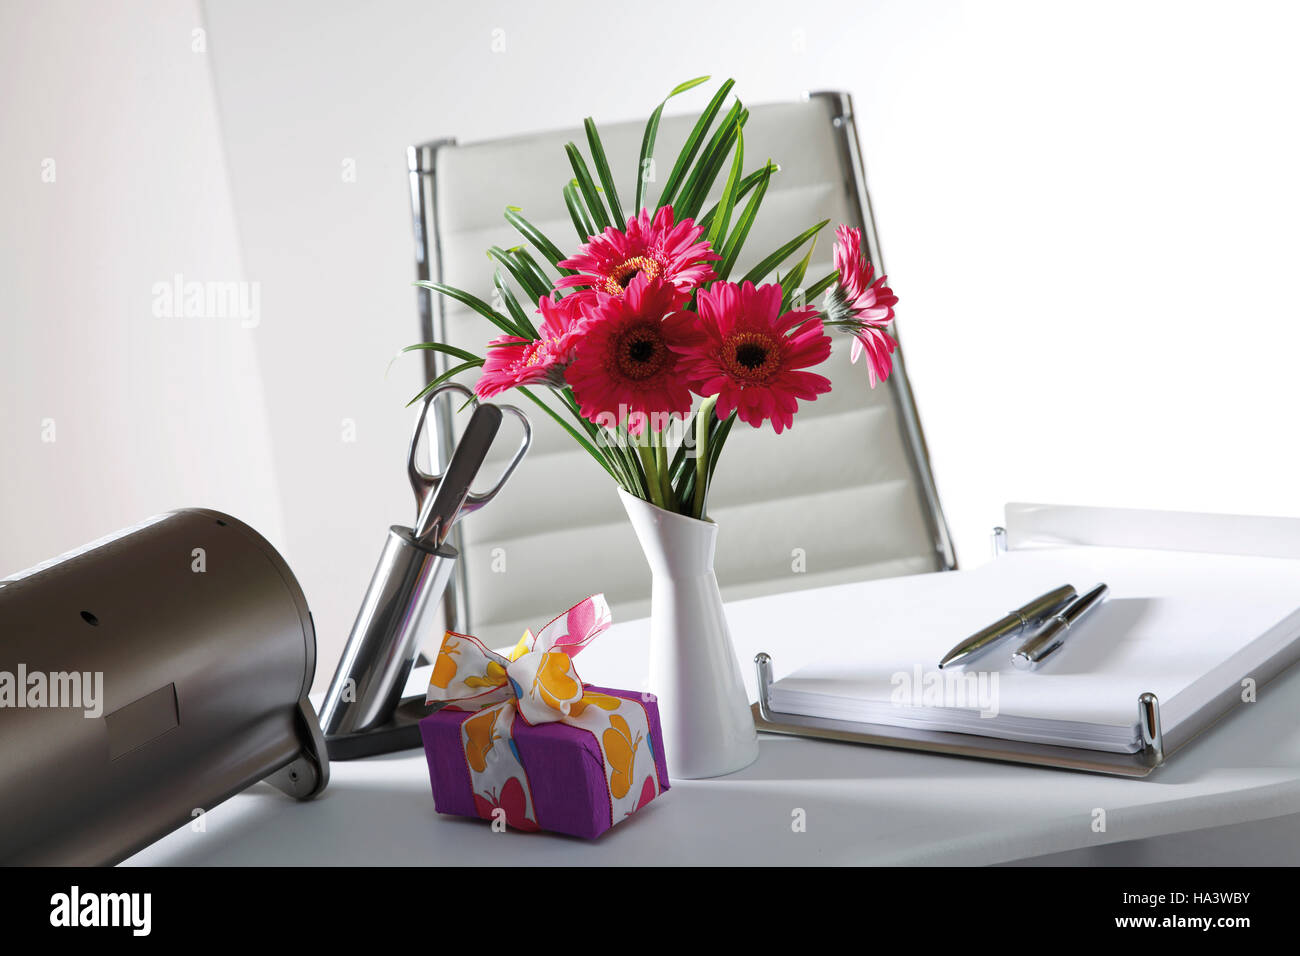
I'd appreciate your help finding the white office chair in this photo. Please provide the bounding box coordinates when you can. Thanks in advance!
[408,91,955,646]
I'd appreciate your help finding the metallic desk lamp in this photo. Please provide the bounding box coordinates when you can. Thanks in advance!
[0,509,328,865]
[319,383,530,759]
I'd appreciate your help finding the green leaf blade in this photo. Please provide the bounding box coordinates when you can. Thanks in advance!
[803,269,840,303]
[399,341,484,364]
[676,103,747,222]
[698,162,777,234]
[636,75,712,212]
[778,238,817,311]
[516,386,622,484]
[657,78,735,212]
[584,118,625,230]
[413,280,525,338]
[740,219,831,286]
[492,271,535,335]
[504,209,574,275]
[486,247,547,328]
[563,180,597,241]
[407,359,484,406]
[705,126,744,249]
[565,143,611,232]
[715,161,773,280]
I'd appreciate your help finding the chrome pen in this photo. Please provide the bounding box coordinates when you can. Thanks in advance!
[1011,583,1110,671]
[937,584,1078,669]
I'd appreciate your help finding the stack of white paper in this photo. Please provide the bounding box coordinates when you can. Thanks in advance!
[769,546,1300,752]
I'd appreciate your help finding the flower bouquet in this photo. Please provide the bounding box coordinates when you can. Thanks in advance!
[409,77,900,778]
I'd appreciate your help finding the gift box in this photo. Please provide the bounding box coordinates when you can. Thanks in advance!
[419,595,669,839]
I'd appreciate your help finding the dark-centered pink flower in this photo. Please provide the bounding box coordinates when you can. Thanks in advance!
[563,275,698,434]
[674,281,832,434]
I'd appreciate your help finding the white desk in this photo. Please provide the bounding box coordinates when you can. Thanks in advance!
[126,578,1300,866]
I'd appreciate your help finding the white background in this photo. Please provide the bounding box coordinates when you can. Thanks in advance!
[4,0,1299,688]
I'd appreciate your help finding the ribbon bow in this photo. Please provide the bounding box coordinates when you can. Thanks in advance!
[426,594,663,832]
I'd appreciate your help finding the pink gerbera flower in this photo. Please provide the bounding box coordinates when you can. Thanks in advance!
[474,292,590,398]
[556,206,719,298]
[827,225,900,388]
[563,275,698,434]
[674,281,832,434]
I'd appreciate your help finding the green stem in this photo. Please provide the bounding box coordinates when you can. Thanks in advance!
[692,396,717,518]
[636,441,665,509]
[619,433,649,498]
[654,434,672,512]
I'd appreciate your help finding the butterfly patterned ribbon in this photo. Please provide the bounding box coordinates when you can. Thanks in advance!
[426,594,663,832]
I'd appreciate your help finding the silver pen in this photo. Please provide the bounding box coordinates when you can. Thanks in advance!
[1011,583,1110,671]
[937,584,1078,669]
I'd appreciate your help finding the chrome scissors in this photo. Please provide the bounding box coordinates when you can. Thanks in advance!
[405,382,531,548]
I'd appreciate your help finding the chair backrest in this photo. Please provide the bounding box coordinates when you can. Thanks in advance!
[408,91,955,646]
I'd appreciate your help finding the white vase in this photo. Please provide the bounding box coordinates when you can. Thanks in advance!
[618,488,760,779]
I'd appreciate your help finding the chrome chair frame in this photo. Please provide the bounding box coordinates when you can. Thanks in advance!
[407,90,956,635]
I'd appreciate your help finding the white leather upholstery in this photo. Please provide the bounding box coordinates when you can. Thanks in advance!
[422,94,951,647]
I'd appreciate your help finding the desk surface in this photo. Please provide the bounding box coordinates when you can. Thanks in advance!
[126,575,1300,866]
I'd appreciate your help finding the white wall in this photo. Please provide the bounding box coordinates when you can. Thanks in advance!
[0,3,284,572]
[196,0,1300,684]
[7,0,1300,691]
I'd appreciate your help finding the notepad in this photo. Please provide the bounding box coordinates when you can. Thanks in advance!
[768,545,1300,753]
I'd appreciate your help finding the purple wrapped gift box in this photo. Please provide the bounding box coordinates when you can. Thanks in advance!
[420,685,670,839]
